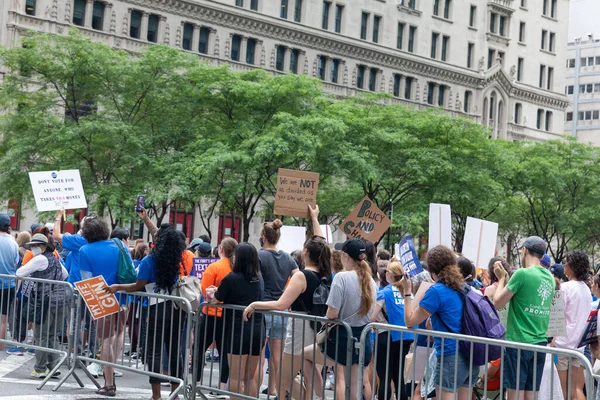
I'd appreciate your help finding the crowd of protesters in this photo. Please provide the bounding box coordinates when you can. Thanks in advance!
[0,204,600,400]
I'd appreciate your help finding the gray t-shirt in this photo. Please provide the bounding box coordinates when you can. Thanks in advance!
[326,270,378,327]
[259,249,298,301]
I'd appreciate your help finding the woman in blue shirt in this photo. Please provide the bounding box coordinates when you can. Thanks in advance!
[371,261,414,400]
[105,224,186,400]
[402,245,477,400]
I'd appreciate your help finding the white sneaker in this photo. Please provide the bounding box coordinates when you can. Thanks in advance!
[113,369,123,377]
[86,362,104,378]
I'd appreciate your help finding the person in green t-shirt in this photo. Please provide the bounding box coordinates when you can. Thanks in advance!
[492,236,555,400]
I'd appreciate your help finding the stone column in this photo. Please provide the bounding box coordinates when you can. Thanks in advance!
[140,12,149,41]
[105,3,114,33]
[363,66,370,90]
[283,47,292,72]
[192,24,201,52]
[399,76,406,98]
[158,16,167,44]
[433,84,440,105]
[84,0,94,27]
[125,8,133,36]
[376,69,383,92]
[240,36,248,63]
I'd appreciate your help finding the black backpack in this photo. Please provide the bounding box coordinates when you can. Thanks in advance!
[300,271,331,329]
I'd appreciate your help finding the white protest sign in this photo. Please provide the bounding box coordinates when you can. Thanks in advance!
[462,217,499,274]
[279,226,307,254]
[320,225,333,244]
[428,204,452,250]
[394,243,400,258]
[546,290,566,337]
[28,170,87,212]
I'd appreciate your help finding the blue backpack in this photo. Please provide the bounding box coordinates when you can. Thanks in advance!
[459,288,506,365]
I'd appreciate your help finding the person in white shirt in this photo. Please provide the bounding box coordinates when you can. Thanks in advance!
[552,250,591,400]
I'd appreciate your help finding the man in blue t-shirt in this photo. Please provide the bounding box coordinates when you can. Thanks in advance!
[0,213,19,345]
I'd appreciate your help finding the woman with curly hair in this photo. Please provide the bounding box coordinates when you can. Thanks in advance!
[105,224,186,400]
[552,250,591,400]
[401,245,477,400]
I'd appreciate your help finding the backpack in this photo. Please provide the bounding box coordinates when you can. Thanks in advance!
[459,287,506,366]
[300,271,331,330]
[113,238,137,284]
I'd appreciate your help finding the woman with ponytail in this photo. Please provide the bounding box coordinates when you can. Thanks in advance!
[402,245,477,400]
[301,237,378,400]
[243,205,331,400]
[370,261,414,400]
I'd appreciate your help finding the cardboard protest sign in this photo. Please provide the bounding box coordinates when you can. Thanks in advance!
[191,258,218,281]
[578,307,599,347]
[320,225,333,244]
[461,217,499,274]
[29,170,87,212]
[340,196,391,243]
[398,235,424,277]
[428,204,452,250]
[279,226,307,254]
[274,169,319,218]
[75,276,120,320]
[546,290,566,338]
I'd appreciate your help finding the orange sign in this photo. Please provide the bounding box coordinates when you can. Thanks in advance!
[75,276,120,320]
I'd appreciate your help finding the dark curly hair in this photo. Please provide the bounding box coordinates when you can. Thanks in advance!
[153,224,185,290]
[426,245,464,291]
[81,217,110,243]
[566,250,590,282]
[488,257,511,284]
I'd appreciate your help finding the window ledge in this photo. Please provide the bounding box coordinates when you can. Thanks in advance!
[520,6,528,11]
[397,5,422,16]
[486,32,510,46]
[541,15,557,22]
[540,49,556,56]
[468,26,477,32]
[432,15,453,23]
[518,41,526,46]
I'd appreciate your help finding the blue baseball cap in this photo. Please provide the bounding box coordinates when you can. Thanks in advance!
[0,213,10,230]
[540,254,551,268]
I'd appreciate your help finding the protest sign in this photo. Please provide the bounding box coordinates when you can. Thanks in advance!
[279,226,307,254]
[394,243,400,258]
[340,196,391,243]
[191,258,218,281]
[75,276,120,320]
[398,235,424,277]
[546,290,566,338]
[274,169,319,218]
[428,204,452,250]
[29,170,87,212]
[320,225,333,244]
[578,307,599,347]
[462,217,499,274]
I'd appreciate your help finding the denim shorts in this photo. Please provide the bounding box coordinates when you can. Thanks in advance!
[435,352,479,392]
[265,314,287,340]
[503,344,546,391]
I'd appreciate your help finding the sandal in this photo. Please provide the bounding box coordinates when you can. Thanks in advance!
[96,385,116,397]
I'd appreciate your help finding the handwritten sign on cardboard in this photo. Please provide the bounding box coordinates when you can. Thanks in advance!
[75,276,120,320]
[274,169,319,218]
[428,204,452,250]
[462,217,499,274]
[29,170,87,212]
[340,196,391,243]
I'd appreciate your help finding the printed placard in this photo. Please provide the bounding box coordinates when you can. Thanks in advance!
[428,204,452,250]
[340,196,392,243]
[578,308,599,347]
[279,226,307,254]
[546,290,566,338]
[75,276,120,320]
[399,235,424,277]
[320,225,333,244]
[274,169,320,218]
[29,170,87,212]
[462,217,499,274]
[191,258,219,281]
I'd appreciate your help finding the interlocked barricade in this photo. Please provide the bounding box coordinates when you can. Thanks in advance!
[0,274,74,390]
[54,290,195,400]
[193,303,354,400]
[358,323,596,400]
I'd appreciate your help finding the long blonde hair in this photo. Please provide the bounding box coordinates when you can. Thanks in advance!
[353,258,375,316]
[387,261,405,296]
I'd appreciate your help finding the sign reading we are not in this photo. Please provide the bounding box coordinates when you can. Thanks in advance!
[274,169,320,218]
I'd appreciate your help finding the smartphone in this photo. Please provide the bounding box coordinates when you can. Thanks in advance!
[136,195,146,212]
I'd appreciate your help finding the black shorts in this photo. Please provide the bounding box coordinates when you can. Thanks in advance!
[0,287,15,316]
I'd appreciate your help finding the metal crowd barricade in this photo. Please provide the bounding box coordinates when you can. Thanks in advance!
[358,322,596,400]
[54,289,195,400]
[193,303,355,400]
[0,273,75,390]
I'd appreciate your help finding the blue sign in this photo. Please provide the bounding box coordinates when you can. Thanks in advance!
[192,258,218,280]
[398,235,423,277]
